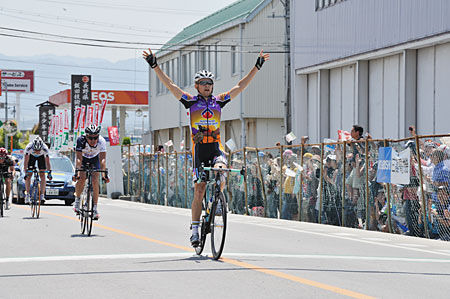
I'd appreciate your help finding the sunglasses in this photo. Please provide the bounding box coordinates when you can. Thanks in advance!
[87,135,99,140]
[198,81,213,86]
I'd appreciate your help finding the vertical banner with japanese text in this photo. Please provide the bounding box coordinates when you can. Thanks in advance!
[71,74,91,131]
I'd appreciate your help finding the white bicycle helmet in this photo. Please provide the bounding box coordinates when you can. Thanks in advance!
[32,137,44,151]
[194,70,214,83]
[85,124,101,135]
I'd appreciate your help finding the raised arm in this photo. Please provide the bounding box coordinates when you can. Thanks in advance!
[143,48,191,100]
[228,50,270,99]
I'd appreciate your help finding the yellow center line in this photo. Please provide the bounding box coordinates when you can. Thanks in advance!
[16,205,374,298]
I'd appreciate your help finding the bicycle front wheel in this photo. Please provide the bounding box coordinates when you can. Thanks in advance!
[85,186,93,236]
[30,184,38,218]
[195,217,207,255]
[80,187,88,234]
[210,192,227,260]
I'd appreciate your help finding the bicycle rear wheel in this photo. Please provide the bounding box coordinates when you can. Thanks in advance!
[36,184,41,219]
[30,183,38,218]
[210,192,227,260]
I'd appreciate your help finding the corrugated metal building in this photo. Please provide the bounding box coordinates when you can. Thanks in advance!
[147,0,287,151]
[291,0,450,142]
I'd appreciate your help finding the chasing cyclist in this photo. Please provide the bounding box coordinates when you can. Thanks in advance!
[23,137,52,204]
[0,148,15,210]
[73,124,109,220]
[143,48,269,246]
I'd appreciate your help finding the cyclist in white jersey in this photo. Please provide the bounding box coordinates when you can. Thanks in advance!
[72,124,109,220]
[23,137,52,204]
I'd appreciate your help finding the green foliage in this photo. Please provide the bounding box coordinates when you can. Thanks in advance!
[0,128,29,150]
[122,137,131,145]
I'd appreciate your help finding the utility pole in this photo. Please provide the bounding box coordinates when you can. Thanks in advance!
[269,1,291,138]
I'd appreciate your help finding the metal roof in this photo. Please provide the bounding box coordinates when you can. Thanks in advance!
[161,0,268,51]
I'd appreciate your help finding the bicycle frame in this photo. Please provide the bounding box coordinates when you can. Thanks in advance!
[75,166,108,236]
[195,164,244,259]
[26,168,48,219]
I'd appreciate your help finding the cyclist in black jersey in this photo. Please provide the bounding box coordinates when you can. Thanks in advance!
[144,48,269,246]
[0,148,15,210]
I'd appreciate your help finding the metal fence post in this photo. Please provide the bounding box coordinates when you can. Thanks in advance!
[255,147,268,218]
[318,143,325,224]
[279,145,284,219]
[415,135,430,238]
[298,144,304,221]
[243,148,249,215]
[184,152,188,209]
[384,139,393,233]
[342,142,347,227]
[157,153,161,205]
[138,144,142,201]
[148,153,152,203]
[165,153,169,206]
[175,152,178,206]
[365,139,370,230]
[226,150,233,212]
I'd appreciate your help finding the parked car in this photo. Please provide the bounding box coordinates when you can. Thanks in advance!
[13,153,76,205]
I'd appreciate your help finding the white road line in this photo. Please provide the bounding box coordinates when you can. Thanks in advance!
[361,237,388,242]
[393,243,428,248]
[332,233,357,237]
[1,253,450,264]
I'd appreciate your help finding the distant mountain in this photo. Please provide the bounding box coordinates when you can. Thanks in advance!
[0,53,149,132]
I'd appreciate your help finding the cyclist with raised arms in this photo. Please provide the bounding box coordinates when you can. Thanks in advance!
[143,48,269,246]
[23,137,52,204]
[73,124,109,220]
[0,148,15,209]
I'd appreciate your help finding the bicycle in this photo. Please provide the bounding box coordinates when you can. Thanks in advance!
[0,171,12,217]
[75,165,108,236]
[195,164,245,260]
[26,168,50,219]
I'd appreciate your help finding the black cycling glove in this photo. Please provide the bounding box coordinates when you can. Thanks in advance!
[144,53,158,68]
[255,56,265,70]
[47,170,52,180]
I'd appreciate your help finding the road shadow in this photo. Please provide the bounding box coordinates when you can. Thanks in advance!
[139,255,211,264]
[22,217,46,220]
[1,267,449,279]
[70,233,105,238]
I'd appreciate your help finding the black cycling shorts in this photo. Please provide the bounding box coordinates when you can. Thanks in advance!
[192,142,227,182]
[82,155,100,170]
[27,155,46,170]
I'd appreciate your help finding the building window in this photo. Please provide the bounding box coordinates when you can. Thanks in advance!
[173,57,178,86]
[231,45,237,75]
[215,43,221,79]
[182,54,188,87]
[189,51,196,86]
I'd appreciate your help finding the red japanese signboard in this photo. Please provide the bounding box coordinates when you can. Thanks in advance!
[0,70,34,93]
[107,126,120,146]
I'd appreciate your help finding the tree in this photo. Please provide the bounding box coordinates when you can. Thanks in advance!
[122,137,131,145]
[0,128,29,150]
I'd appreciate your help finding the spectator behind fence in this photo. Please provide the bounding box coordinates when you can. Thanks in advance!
[303,153,319,223]
[281,150,298,220]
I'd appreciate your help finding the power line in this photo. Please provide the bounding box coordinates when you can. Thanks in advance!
[0,11,173,39]
[35,75,148,86]
[0,26,286,49]
[35,0,211,15]
[0,57,148,72]
[0,7,176,34]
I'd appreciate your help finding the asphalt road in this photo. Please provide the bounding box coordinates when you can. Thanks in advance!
[1,198,450,299]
